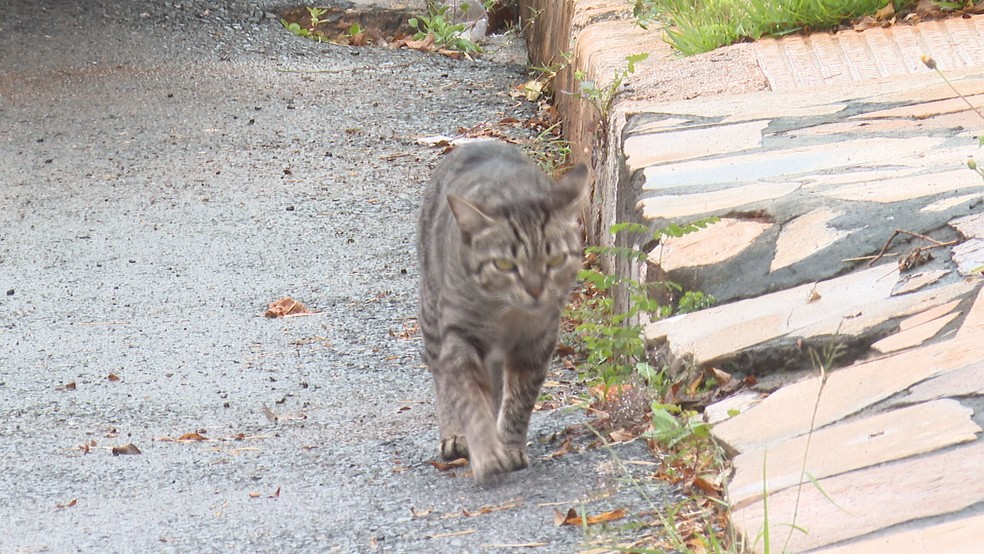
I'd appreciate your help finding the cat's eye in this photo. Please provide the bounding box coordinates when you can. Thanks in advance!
[493,259,516,272]
[546,254,566,268]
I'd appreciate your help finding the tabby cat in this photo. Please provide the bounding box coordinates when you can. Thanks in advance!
[417,142,587,483]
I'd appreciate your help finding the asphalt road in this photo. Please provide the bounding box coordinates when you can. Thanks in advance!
[0,1,670,552]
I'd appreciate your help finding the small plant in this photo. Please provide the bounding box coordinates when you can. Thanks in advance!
[575,53,649,118]
[570,218,717,387]
[408,4,482,54]
[280,6,332,42]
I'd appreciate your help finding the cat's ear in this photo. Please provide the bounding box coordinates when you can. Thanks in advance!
[447,194,495,242]
[552,163,588,215]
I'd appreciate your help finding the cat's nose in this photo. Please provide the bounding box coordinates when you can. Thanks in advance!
[527,286,543,299]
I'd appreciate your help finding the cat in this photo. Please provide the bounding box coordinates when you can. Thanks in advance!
[417,141,587,483]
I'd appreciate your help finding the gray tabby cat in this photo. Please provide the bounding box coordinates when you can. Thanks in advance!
[417,142,587,483]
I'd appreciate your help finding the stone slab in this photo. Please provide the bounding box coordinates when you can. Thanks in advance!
[648,218,773,271]
[810,512,984,554]
[956,285,984,340]
[733,441,984,553]
[645,263,976,366]
[818,169,983,203]
[640,137,943,191]
[705,391,766,425]
[624,120,769,172]
[898,299,961,331]
[870,310,960,354]
[888,360,984,408]
[728,399,980,507]
[892,269,951,296]
[711,332,984,453]
[639,182,799,220]
[770,207,850,272]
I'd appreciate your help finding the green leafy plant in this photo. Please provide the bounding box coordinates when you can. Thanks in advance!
[570,218,718,387]
[280,6,332,42]
[575,53,650,118]
[408,4,482,53]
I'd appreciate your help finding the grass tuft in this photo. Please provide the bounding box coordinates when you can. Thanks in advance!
[637,0,915,55]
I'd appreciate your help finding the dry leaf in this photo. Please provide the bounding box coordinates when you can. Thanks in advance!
[692,475,721,495]
[549,436,573,458]
[56,498,78,509]
[608,428,635,443]
[874,2,895,20]
[176,432,209,442]
[111,443,142,456]
[706,367,731,388]
[57,381,77,391]
[554,507,627,526]
[248,491,261,498]
[264,297,311,318]
[410,506,433,518]
[404,33,437,52]
[429,458,468,472]
[107,373,121,382]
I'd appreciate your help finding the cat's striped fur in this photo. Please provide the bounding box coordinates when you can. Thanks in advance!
[417,142,587,483]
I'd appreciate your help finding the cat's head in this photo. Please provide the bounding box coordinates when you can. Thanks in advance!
[447,164,587,312]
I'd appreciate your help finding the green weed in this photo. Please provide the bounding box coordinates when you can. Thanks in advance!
[409,3,482,54]
[280,6,332,42]
[570,218,717,387]
[575,53,650,118]
[637,0,915,55]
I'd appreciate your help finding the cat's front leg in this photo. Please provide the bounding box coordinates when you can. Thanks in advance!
[433,372,470,460]
[435,337,515,483]
[496,360,549,471]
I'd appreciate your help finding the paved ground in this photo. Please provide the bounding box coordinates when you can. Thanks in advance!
[528,1,984,552]
[0,2,670,552]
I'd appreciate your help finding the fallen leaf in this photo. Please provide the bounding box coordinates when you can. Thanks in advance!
[264,297,311,318]
[176,432,209,442]
[111,443,142,456]
[57,381,77,391]
[692,475,721,496]
[706,367,731,387]
[410,506,433,518]
[549,436,573,458]
[270,487,281,498]
[404,33,437,52]
[248,491,261,498]
[107,373,121,382]
[56,498,78,509]
[521,79,544,101]
[874,2,895,20]
[429,458,468,472]
[554,507,627,526]
[608,428,635,443]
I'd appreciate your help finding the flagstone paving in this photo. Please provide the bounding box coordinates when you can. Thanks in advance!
[524,2,984,550]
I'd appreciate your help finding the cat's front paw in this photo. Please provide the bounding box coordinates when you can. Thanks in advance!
[470,445,528,484]
[504,447,529,471]
[440,435,469,460]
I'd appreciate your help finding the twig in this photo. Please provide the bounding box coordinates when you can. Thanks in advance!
[867,229,957,267]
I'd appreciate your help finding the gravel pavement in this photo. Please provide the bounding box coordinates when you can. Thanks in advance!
[0,2,670,551]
